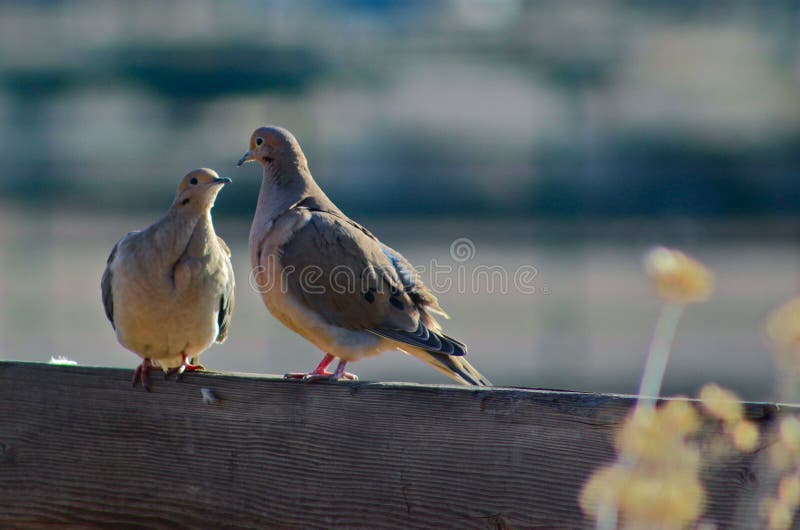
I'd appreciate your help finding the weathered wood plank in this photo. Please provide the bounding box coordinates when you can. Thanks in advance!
[0,362,789,529]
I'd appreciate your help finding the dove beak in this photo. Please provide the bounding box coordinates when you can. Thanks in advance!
[212,177,232,185]
[237,151,254,167]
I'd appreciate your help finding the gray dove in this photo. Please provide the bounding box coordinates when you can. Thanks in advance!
[238,126,490,386]
[101,168,235,389]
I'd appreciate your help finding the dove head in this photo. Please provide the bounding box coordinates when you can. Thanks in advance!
[237,126,307,169]
[173,168,232,213]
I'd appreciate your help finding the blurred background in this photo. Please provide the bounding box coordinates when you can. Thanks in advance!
[0,0,798,399]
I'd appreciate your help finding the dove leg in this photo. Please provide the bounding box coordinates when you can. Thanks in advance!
[296,356,359,382]
[329,359,358,381]
[165,353,205,381]
[132,358,158,390]
[284,353,335,380]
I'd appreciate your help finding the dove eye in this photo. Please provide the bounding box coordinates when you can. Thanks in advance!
[255,137,263,146]
[190,177,198,185]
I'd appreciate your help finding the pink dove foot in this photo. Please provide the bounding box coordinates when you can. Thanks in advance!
[132,358,159,391]
[285,354,359,382]
[165,353,205,381]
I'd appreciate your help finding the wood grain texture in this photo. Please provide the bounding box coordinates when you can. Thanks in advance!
[0,361,792,529]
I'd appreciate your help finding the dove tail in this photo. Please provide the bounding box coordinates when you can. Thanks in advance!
[407,347,492,386]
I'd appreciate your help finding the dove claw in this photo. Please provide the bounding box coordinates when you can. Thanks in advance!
[284,353,357,382]
[132,358,158,391]
[165,354,204,382]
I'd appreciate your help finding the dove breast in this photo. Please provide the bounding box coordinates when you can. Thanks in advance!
[250,207,389,362]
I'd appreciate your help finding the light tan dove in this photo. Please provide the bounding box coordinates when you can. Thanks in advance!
[101,168,235,389]
[238,126,490,386]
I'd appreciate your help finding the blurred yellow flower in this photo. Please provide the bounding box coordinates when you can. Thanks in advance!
[770,442,793,472]
[767,296,800,353]
[779,416,800,452]
[778,473,800,508]
[765,497,793,530]
[616,405,700,464]
[582,401,706,528]
[644,246,714,304]
[699,383,743,424]
[730,420,759,452]
[619,470,705,527]
[580,462,705,527]
[660,397,701,435]
[764,416,800,528]
[579,464,626,516]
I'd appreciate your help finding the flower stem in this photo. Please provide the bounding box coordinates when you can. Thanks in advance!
[637,302,685,410]
[596,302,685,530]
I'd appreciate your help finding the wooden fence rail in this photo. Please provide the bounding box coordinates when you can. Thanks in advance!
[0,361,792,529]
